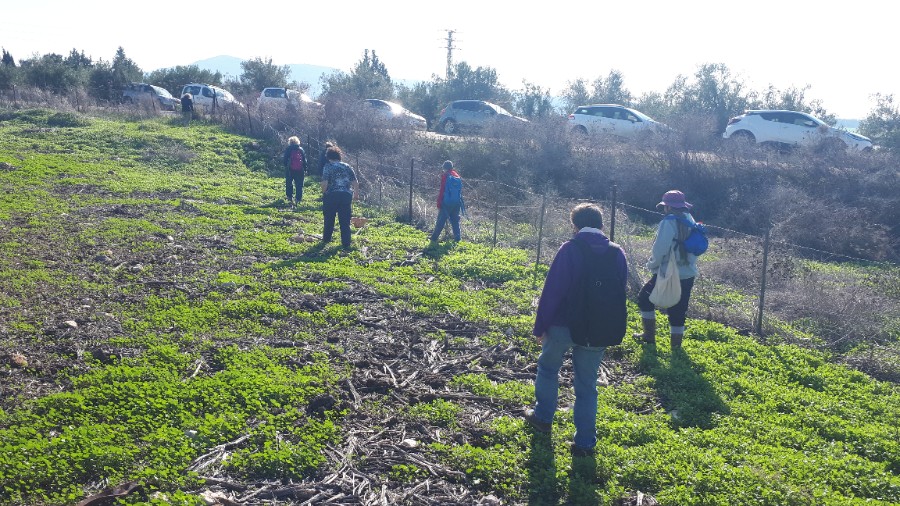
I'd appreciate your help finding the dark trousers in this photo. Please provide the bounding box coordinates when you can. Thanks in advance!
[322,192,353,247]
[637,275,695,327]
[286,169,304,202]
[430,204,461,242]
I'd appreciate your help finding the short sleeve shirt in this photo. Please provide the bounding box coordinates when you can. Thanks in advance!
[322,162,357,195]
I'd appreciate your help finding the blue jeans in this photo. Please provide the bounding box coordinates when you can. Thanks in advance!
[430,204,461,242]
[533,326,606,449]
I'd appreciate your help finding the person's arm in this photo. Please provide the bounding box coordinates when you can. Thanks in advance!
[320,165,329,193]
[436,172,447,208]
[533,243,576,338]
[302,149,308,174]
[647,218,676,270]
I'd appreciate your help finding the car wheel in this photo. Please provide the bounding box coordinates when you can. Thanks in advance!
[573,125,588,136]
[730,130,756,145]
[814,137,846,155]
[442,119,458,134]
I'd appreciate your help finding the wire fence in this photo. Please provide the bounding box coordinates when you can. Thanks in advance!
[288,129,899,370]
[3,92,895,377]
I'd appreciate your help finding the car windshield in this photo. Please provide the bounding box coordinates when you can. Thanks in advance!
[151,86,172,98]
[491,103,513,116]
[214,88,235,100]
[805,114,826,126]
[386,102,406,114]
[629,108,656,123]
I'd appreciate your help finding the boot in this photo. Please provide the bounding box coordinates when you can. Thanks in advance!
[671,331,683,348]
[633,318,656,344]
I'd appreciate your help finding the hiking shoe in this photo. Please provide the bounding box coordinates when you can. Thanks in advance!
[524,409,552,433]
[570,444,595,457]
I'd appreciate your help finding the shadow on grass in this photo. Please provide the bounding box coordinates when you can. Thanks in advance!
[638,344,729,429]
[527,429,560,505]
[265,241,343,269]
[569,451,600,506]
[423,241,459,259]
[258,197,322,212]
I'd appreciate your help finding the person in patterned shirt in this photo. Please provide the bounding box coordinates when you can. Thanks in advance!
[320,145,359,248]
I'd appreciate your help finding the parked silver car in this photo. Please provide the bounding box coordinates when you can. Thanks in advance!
[180,83,243,112]
[437,100,527,134]
[122,83,180,111]
[360,99,427,131]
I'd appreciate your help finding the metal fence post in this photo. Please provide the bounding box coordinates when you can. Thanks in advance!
[408,158,414,223]
[756,227,772,336]
[533,194,547,288]
[492,178,500,249]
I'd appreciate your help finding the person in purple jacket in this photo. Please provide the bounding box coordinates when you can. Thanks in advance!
[525,203,628,456]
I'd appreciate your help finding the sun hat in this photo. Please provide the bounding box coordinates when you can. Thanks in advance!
[657,190,692,209]
[442,160,454,170]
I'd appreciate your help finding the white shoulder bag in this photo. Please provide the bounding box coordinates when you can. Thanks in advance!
[649,247,681,309]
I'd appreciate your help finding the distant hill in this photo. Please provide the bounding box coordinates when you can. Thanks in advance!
[189,55,340,97]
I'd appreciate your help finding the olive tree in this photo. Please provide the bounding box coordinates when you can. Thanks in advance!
[859,93,900,152]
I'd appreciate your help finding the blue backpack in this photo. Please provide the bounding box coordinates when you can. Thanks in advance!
[667,215,709,256]
[443,173,462,206]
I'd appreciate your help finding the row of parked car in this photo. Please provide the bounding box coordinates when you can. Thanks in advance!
[122,82,242,112]
[121,82,874,151]
[567,104,874,151]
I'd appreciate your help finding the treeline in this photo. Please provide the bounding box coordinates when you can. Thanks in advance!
[2,46,900,151]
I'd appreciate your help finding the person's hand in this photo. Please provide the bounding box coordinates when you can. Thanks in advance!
[535,333,545,345]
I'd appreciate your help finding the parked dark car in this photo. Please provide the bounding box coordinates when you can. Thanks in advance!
[122,83,180,111]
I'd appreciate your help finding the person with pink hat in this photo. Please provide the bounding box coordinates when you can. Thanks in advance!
[633,190,700,348]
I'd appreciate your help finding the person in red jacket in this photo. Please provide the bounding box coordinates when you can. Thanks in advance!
[429,160,462,246]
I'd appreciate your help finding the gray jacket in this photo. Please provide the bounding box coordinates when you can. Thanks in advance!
[645,213,699,279]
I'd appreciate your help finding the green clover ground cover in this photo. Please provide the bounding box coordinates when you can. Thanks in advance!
[0,110,898,505]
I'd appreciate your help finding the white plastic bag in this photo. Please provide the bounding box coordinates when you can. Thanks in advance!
[649,249,681,309]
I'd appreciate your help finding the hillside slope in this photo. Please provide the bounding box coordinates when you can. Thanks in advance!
[0,110,898,506]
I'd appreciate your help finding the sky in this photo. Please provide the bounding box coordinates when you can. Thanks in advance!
[2,0,897,119]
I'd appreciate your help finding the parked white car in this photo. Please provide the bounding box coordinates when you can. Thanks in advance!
[361,99,427,131]
[723,110,873,151]
[180,83,243,112]
[258,87,324,116]
[567,104,667,139]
